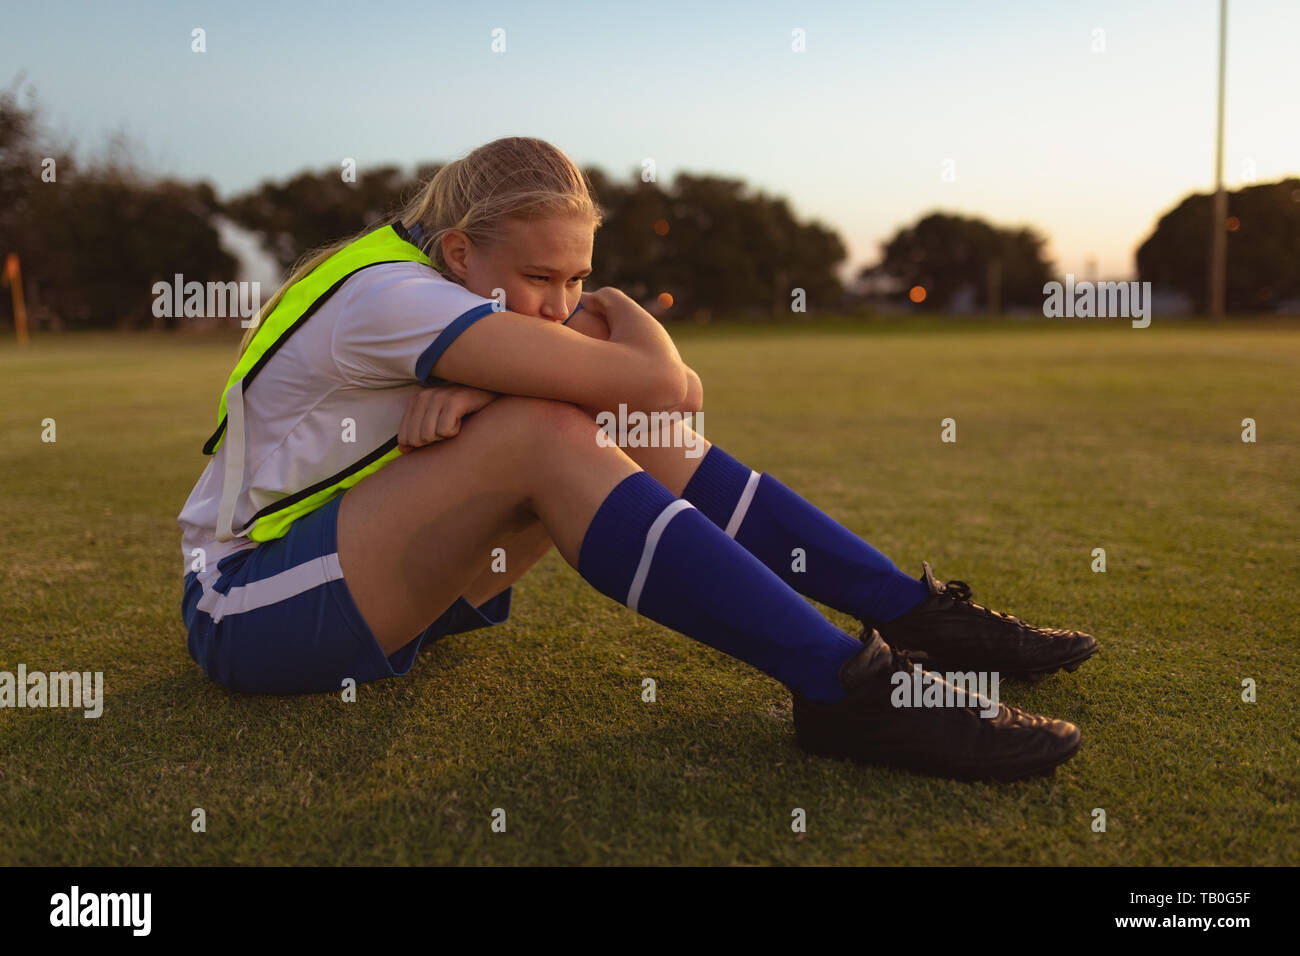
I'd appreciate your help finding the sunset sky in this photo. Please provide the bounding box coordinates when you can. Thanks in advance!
[6,0,1297,281]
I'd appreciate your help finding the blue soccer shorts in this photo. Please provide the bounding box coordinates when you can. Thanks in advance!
[181,492,512,695]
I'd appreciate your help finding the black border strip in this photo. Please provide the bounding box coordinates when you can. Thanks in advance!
[238,436,399,530]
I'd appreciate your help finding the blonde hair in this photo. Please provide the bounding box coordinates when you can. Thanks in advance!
[237,136,602,356]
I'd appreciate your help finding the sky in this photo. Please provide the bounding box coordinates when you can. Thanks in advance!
[5,0,1298,281]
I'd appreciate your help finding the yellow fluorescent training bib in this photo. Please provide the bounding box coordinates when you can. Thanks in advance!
[201,223,429,543]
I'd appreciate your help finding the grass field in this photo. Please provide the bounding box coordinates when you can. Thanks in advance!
[1,317,1297,865]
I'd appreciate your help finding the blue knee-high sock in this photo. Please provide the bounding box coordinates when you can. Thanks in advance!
[577,471,862,704]
[680,445,928,623]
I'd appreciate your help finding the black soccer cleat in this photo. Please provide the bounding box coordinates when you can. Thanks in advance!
[792,629,1082,782]
[863,562,1099,680]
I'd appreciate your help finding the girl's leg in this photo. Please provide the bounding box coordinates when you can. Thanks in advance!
[459,520,555,607]
[336,394,864,703]
[612,423,1095,678]
[338,394,621,653]
[433,406,920,624]
[581,415,928,624]
[335,394,1084,779]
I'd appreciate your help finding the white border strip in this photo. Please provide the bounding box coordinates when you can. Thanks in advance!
[215,380,247,543]
[723,470,761,538]
[627,500,695,613]
[196,553,344,624]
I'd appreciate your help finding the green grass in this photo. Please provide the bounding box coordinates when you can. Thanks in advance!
[1,318,1297,865]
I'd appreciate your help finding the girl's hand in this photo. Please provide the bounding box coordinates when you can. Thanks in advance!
[576,288,611,319]
[578,286,677,350]
[578,287,690,410]
[564,300,611,340]
[398,383,499,453]
[577,287,638,332]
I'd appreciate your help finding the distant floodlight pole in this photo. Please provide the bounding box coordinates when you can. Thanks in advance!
[1209,0,1228,320]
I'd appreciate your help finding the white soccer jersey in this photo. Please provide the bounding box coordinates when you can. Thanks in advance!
[177,261,498,571]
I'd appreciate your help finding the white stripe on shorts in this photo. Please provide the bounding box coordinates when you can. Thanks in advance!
[196,553,345,624]
[723,470,761,538]
[626,500,696,614]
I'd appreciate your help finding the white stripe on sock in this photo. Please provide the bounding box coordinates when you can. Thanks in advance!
[196,553,345,624]
[723,470,761,538]
[626,500,696,613]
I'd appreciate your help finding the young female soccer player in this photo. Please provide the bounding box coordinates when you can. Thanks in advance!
[178,137,1097,782]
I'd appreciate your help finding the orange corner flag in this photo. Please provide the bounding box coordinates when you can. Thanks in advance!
[5,253,29,346]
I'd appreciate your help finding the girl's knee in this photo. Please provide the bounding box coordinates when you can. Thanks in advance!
[486,394,600,440]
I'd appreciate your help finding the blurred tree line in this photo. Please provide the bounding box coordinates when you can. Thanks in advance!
[1,83,236,330]
[2,83,849,330]
[4,78,1300,331]
[222,164,849,319]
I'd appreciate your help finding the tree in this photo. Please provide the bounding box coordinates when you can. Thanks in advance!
[223,164,419,270]
[1137,179,1300,313]
[584,169,670,302]
[867,212,1052,312]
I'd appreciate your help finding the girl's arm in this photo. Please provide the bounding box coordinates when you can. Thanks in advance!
[402,292,700,452]
[567,301,703,413]
[431,288,685,412]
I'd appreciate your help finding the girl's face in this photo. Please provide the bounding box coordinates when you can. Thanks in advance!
[445,214,593,322]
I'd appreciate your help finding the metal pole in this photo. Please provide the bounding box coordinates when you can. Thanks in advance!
[987,258,1001,317]
[1209,0,1228,319]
